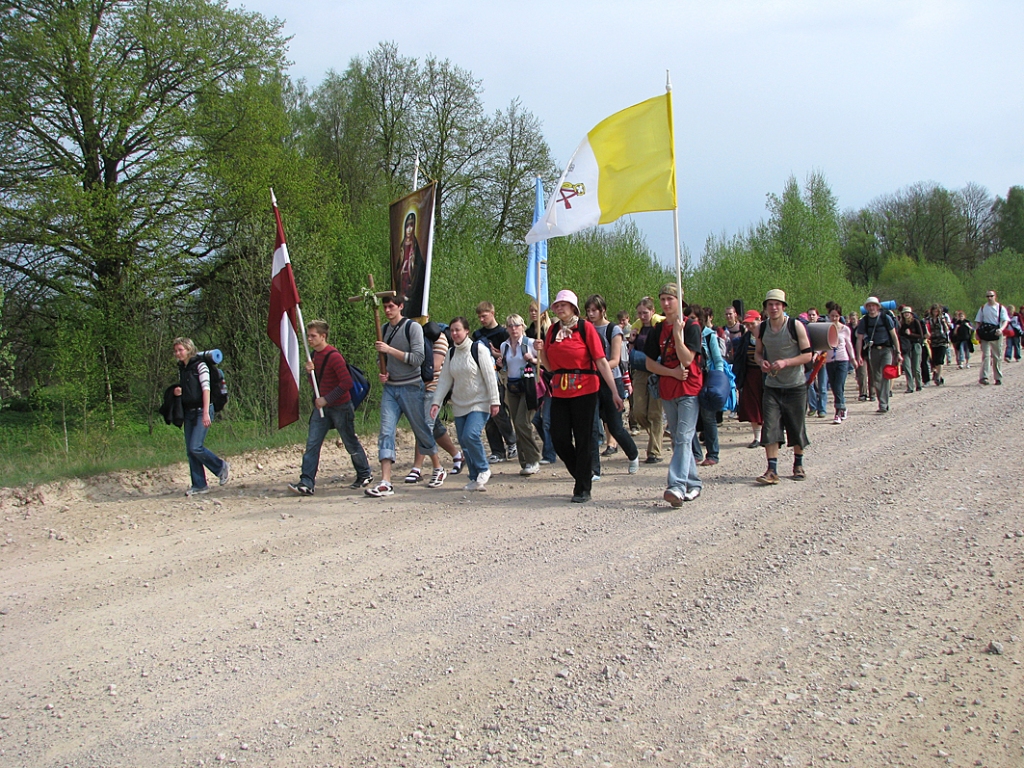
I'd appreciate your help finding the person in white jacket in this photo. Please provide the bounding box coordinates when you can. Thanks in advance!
[431,317,500,491]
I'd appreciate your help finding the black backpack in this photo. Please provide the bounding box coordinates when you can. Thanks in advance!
[194,353,228,412]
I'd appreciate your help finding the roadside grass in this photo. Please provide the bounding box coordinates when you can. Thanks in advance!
[0,407,383,489]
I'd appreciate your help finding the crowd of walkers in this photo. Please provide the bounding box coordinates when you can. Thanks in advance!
[171,287,1019,507]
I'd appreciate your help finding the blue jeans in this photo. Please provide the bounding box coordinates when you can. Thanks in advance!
[533,396,557,463]
[691,405,719,462]
[662,395,701,495]
[807,364,828,414]
[825,360,850,411]
[1005,335,1021,360]
[183,405,224,490]
[378,382,437,462]
[454,410,489,481]
[301,403,371,489]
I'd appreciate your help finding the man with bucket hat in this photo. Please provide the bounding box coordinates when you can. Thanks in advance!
[855,296,901,412]
[753,289,813,484]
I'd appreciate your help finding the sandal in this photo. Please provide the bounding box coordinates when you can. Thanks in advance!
[404,467,423,484]
[427,467,447,488]
[451,453,464,474]
[364,481,394,498]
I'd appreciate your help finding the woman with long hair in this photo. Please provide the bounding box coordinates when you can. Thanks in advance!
[172,337,229,496]
[825,305,856,423]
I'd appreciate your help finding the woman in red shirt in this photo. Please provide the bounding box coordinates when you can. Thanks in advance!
[535,290,621,503]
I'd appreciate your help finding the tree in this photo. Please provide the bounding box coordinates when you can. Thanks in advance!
[412,56,489,222]
[0,0,287,395]
[481,99,555,243]
[841,209,883,286]
[992,186,1024,254]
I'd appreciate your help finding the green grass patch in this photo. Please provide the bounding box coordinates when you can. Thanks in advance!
[0,407,383,489]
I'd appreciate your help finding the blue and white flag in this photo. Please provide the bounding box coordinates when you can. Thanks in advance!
[525,176,549,310]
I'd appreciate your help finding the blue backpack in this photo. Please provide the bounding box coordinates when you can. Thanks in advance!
[348,362,370,409]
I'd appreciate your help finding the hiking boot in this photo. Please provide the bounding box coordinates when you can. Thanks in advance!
[288,482,314,496]
[756,469,780,485]
[792,465,806,480]
[217,461,230,486]
[663,488,684,508]
[364,481,394,498]
[348,476,372,490]
[427,466,447,488]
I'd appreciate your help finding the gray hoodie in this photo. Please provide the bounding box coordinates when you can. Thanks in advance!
[382,318,425,386]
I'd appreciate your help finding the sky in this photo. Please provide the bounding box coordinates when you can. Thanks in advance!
[233,0,1024,267]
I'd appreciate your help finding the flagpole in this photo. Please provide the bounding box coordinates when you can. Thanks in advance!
[271,188,323,418]
[667,71,683,291]
[412,151,419,191]
[535,177,543,340]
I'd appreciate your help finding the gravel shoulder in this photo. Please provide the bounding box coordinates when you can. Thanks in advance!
[2,362,1022,767]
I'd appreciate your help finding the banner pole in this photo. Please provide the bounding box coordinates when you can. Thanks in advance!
[293,304,324,418]
[667,70,683,290]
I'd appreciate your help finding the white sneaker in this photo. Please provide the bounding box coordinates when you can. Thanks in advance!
[520,463,540,476]
[476,469,491,489]
[833,413,842,425]
[217,460,230,486]
[463,480,480,491]
[683,487,701,502]
[628,457,640,474]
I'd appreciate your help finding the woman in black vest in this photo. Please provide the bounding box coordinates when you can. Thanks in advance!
[173,337,228,496]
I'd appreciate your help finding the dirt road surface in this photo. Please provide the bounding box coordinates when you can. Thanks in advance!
[2,361,1022,767]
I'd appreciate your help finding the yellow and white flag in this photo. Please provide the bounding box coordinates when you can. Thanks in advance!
[526,92,676,245]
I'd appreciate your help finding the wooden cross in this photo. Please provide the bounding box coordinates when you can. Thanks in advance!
[348,274,397,376]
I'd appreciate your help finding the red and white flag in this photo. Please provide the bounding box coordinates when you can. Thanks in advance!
[267,191,302,428]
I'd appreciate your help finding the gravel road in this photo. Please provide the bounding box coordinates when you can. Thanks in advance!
[2,361,1022,767]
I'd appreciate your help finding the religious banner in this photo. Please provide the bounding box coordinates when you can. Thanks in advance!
[389,182,437,319]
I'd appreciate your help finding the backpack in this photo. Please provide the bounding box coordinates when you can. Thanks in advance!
[600,323,629,376]
[348,362,371,409]
[447,340,484,367]
[195,353,228,412]
[320,349,370,410]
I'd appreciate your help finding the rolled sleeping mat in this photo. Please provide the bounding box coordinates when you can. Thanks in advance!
[805,322,840,352]
[859,300,897,314]
[197,348,223,364]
